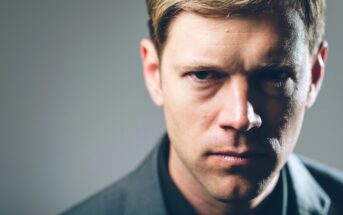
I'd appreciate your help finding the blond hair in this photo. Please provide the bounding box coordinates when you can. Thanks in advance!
[145,0,326,55]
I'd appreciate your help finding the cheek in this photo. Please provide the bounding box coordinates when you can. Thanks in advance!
[162,74,215,132]
[164,96,214,138]
[162,87,198,151]
[281,90,307,143]
[255,96,292,137]
[260,89,307,156]
[162,82,219,157]
[256,69,310,134]
[164,98,194,134]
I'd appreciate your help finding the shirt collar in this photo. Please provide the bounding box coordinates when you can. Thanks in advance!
[158,135,198,215]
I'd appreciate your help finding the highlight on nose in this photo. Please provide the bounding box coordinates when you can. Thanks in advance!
[220,101,262,131]
[245,102,262,130]
[217,78,262,131]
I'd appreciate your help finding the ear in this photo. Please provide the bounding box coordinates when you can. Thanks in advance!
[306,41,328,109]
[140,39,163,107]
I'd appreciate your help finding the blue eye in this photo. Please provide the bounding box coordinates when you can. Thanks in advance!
[257,69,292,87]
[191,71,225,81]
[194,71,210,80]
[255,69,295,96]
[263,71,290,83]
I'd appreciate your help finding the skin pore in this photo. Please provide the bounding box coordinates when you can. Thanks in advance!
[141,11,327,215]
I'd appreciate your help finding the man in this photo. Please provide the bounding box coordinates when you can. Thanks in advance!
[62,0,343,214]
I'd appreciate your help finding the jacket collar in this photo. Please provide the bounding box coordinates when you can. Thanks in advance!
[123,135,169,215]
[286,154,331,215]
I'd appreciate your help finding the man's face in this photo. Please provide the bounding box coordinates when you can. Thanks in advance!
[142,11,325,202]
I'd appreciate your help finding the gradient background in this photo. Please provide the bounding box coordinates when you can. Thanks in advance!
[0,1,342,215]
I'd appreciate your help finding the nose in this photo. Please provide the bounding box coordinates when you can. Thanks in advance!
[217,76,262,131]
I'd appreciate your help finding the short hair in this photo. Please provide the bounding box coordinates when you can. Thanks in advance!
[145,0,326,55]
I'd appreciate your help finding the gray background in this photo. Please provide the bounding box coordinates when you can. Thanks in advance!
[0,1,342,215]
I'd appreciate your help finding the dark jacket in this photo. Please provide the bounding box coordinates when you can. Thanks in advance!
[61,138,343,215]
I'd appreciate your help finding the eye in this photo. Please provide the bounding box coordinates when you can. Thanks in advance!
[256,69,295,95]
[259,70,292,86]
[189,70,226,82]
[265,71,289,82]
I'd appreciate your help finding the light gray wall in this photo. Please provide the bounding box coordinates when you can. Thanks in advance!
[0,1,342,215]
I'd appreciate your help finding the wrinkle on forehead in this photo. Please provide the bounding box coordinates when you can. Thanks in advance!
[166,11,304,74]
[164,12,307,74]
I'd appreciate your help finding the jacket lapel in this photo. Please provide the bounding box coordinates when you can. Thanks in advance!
[287,155,331,215]
[123,138,168,215]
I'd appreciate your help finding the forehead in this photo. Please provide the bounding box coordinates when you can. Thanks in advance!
[162,11,307,71]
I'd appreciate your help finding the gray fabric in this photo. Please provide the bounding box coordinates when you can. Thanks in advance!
[297,156,343,215]
[62,144,168,215]
[61,140,343,215]
[287,155,331,214]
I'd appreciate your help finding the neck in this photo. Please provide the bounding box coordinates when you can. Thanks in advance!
[168,145,279,215]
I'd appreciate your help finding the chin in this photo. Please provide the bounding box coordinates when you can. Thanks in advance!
[201,172,277,204]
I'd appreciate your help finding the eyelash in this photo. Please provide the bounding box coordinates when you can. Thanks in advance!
[186,69,294,95]
[188,70,226,82]
[257,70,293,87]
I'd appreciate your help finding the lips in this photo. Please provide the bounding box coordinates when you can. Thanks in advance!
[206,150,268,166]
[209,150,266,158]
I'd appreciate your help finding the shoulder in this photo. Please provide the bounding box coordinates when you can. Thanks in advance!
[298,155,343,196]
[295,155,343,214]
[60,168,140,215]
[60,142,165,215]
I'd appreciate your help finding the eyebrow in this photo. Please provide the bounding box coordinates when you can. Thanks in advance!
[253,63,298,77]
[174,64,228,73]
[174,61,298,75]
[255,63,296,71]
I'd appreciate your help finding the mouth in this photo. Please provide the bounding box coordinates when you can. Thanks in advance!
[206,151,268,167]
